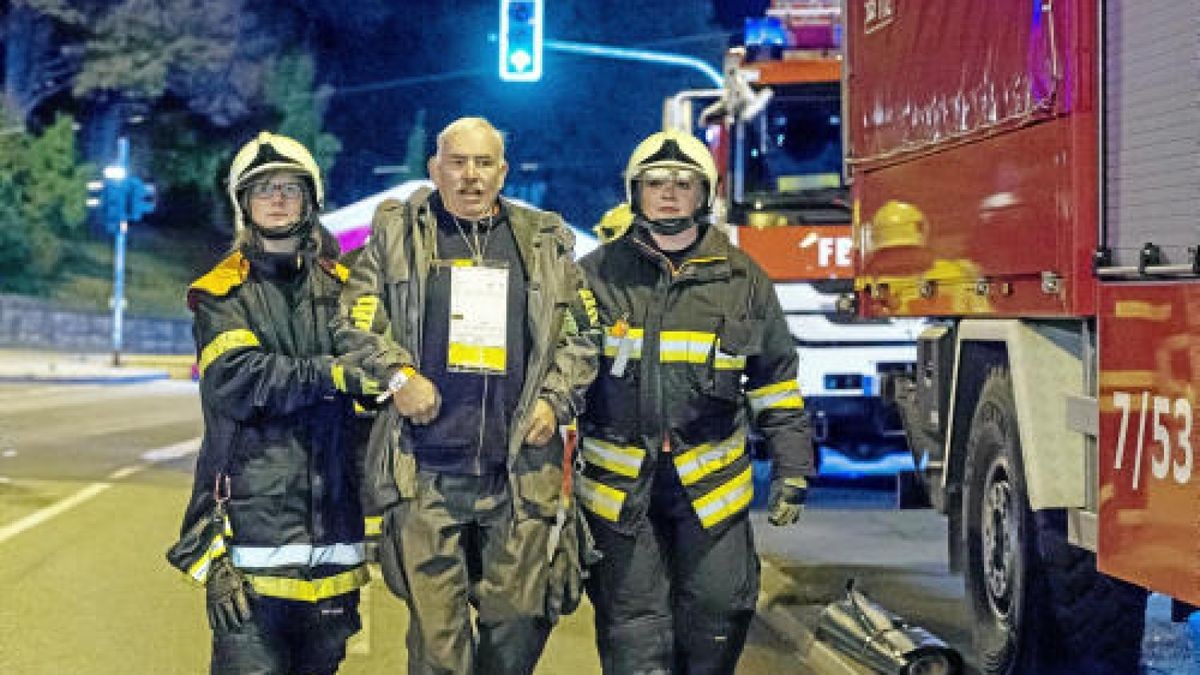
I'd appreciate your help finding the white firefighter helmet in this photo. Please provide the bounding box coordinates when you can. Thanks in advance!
[226,131,323,232]
[624,129,718,214]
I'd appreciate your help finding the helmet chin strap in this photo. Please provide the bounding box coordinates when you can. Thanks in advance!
[254,219,311,240]
[642,216,695,236]
[633,205,699,236]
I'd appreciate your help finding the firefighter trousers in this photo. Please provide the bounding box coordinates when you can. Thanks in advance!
[387,469,553,675]
[210,591,360,675]
[584,457,760,675]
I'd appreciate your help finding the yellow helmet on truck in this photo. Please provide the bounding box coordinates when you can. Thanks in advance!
[868,200,926,251]
[594,202,634,243]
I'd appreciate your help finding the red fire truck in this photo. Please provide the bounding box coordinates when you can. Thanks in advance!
[847,0,1197,672]
[689,0,923,463]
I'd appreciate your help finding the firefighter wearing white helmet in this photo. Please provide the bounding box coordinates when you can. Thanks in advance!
[227,131,325,247]
[170,131,374,674]
[624,128,718,239]
[576,130,815,673]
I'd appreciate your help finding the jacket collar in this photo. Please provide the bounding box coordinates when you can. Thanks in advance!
[627,224,734,281]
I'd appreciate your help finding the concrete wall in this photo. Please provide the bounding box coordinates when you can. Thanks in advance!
[0,294,192,354]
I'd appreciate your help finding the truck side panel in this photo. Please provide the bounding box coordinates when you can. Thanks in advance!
[847,0,1098,319]
[845,0,1063,163]
[1097,282,1200,605]
[853,121,1079,317]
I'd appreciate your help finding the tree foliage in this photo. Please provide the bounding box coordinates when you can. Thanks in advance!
[265,52,341,176]
[0,109,90,285]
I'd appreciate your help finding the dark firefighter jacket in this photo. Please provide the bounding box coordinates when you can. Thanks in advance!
[577,225,814,536]
[174,249,369,602]
[335,189,600,519]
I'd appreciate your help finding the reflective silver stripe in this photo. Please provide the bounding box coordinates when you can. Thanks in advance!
[747,380,804,414]
[658,330,715,364]
[713,349,747,370]
[673,432,746,486]
[187,535,227,584]
[230,543,366,569]
[693,466,755,528]
[582,437,645,478]
[578,476,625,522]
[603,334,644,359]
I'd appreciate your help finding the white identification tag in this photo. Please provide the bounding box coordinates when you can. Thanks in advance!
[448,263,508,374]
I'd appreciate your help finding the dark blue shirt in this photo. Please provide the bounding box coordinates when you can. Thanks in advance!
[411,194,528,475]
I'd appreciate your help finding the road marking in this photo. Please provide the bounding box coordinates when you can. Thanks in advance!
[141,438,202,462]
[0,436,201,545]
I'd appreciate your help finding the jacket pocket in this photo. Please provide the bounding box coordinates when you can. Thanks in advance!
[513,440,564,519]
[706,320,764,401]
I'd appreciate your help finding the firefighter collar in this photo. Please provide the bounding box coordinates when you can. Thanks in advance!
[631,228,732,281]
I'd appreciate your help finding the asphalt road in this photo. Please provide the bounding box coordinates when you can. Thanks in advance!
[755,480,1200,675]
[0,382,802,674]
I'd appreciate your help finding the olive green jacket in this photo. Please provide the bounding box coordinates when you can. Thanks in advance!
[335,189,600,517]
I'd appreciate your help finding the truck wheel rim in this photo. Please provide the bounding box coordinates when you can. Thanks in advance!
[982,463,1015,616]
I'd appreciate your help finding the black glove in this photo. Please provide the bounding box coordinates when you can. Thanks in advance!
[330,358,383,398]
[767,475,809,527]
[206,556,255,631]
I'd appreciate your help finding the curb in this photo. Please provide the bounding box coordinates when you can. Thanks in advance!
[755,558,880,674]
[0,349,192,384]
[755,558,815,652]
[0,371,171,385]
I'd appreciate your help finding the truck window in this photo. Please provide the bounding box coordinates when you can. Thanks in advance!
[741,81,843,199]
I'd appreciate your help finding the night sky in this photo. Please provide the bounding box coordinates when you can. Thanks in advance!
[314,0,732,228]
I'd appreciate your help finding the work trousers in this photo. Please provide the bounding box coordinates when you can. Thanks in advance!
[210,591,360,675]
[392,469,553,675]
[584,457,760,675]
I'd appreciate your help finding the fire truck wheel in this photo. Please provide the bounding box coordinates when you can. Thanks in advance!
[963,368,1146,675]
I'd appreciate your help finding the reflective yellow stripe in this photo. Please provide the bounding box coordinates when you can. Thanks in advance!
[658,330,716,364]
[578,289,599,327]
[693,466,754,528]
[673,432,745,486]
[660,330,749,368]
[185,535,227,585]
[364,516,382,537]
[199,329,260,376]
[183,514,233,585]
[713,357,746,370]
[351,295,380,331]
[331,363,347,391]
[247,565,370,602]
[603,326,644,359]
[578,476,625,522]
[582,437,645,478]
[747,380,805,413]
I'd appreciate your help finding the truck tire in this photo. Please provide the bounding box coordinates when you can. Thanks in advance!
[962,368,1146,675]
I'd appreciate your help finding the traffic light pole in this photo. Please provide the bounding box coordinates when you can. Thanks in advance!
[110,137,129,366]
[112,219,127,366]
